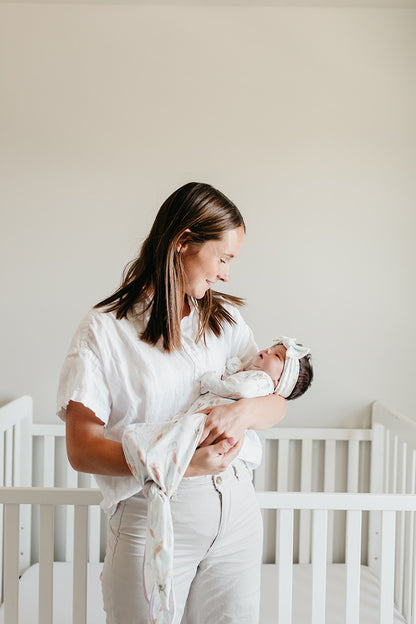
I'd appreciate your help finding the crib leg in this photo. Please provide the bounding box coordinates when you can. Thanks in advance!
[4,503,20,624]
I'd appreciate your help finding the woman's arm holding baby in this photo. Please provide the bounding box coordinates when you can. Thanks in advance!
[198,393,286,448]
[66,400,242,478]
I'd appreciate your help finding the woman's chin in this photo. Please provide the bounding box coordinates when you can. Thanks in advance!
[187,290,208,300]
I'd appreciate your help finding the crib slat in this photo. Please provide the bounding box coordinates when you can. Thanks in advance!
[395,511,404,613]
[43,435,56,487]
[412,509,416,624]
[5,428,13,486]
[0,503,3,605]
[13,421,22,486]
[395,442,407,612]
[345,510,361,622]
[4,503,20,624]
[278,509,293,623]
[89,505,101,563]
[380,510,396,624]
[0,434,4,486]
[404,511,415,621]
[253,438,267,490]
[347,439,359,493]
[73,505,89,624]
[301,439,313,491]
[39,505,55,624]
[277,439,289,491]
[391,435,398,494]
[384,431,391,493]
[404,452,416,620]
[275,439,290,566]
[0,434,4,603]
[66,464,78,561]
[324,440,335,562]
[299,439,312,563]
[324,439,336,491]
[85,474,101,562]
[312,509,327,624]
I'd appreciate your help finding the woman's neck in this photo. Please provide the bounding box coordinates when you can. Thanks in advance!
[181,297,191,319]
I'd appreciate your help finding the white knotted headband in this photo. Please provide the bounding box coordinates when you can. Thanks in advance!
[273,336,311,398]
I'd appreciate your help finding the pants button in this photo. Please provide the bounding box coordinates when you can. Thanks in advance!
[216,476,222,485]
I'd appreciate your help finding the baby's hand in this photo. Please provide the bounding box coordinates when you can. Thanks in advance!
[225,356,243,376]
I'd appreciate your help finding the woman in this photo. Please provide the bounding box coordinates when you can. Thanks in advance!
[57,182,286,624]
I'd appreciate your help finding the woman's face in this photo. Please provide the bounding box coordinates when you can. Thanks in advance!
[180,226,245,300]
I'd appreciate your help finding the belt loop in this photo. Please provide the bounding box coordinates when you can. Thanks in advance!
[232,464,239,481]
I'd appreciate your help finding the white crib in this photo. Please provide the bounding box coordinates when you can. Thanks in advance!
[1,396,416,624]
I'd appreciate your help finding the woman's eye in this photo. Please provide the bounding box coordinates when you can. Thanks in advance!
[220,259,226,264]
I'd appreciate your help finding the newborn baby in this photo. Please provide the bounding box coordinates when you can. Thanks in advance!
[185,336,313,416]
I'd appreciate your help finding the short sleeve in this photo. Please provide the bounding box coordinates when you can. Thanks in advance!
[56,326,112,425]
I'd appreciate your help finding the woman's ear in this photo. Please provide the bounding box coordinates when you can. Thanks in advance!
[177,229,192,253]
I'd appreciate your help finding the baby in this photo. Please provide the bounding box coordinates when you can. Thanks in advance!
[189,335,313,414]
[180,335,313,463]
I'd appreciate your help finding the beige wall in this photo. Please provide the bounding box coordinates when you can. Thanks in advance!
[1,4,415,426]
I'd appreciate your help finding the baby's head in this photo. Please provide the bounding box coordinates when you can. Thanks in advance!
[247,337,313,400]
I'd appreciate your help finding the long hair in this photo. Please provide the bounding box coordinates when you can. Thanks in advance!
[95,182,246,351]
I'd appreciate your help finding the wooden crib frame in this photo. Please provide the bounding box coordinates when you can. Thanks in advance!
[1,396,416,624]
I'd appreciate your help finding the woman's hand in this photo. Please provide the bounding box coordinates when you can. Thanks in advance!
[198,399,251,448]
[188,394,287,475]
[184,436,244,477]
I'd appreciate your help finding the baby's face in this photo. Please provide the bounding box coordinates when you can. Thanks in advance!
[247,344,286,388]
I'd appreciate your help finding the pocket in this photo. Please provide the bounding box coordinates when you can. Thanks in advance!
[109,500,126,534]
[107,500,127,564]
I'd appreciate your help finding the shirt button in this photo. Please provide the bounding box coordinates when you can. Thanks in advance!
[216,476,222,485]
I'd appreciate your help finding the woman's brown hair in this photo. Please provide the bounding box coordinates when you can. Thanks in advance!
[95,182,246,351]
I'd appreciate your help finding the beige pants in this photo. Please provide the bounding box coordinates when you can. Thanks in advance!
[101,459,263,624]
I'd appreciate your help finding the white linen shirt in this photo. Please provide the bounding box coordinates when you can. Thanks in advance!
[56,301,260,516]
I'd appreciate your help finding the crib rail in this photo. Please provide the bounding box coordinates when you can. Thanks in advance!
[257,491,416,624]
[0,487,102,624]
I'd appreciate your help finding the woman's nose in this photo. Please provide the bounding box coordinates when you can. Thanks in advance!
[265,348,271,355]
[218,266,230,282]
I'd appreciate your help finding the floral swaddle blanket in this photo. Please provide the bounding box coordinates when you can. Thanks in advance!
[122,412,206,624]
[121,361,274,624]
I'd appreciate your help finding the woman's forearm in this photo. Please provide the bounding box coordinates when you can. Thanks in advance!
[238,393,286,430]
[65,401,132,477]
[68,434,132,476]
